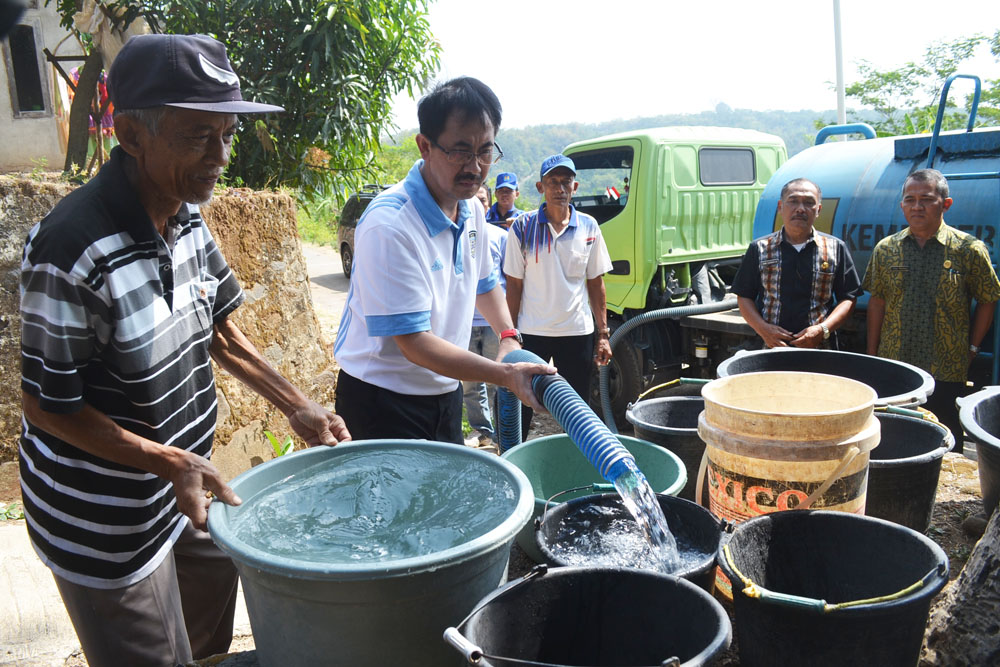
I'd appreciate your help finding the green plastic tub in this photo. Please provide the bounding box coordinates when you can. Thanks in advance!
[501,434,686,562]
[208,440,534,667]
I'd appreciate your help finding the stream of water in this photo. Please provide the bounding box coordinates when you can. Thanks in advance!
[610,458,682,573]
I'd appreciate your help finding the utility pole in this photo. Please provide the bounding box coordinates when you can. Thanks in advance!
[833,0,846,125]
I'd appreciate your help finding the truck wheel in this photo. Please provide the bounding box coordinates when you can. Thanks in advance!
[590,332,642,428]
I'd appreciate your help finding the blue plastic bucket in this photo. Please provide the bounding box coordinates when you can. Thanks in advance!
[208,440,534,667]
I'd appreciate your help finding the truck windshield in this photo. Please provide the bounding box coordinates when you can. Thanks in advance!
[568,147,634,224]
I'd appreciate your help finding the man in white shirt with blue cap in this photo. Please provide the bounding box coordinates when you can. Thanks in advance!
[505,154,614,438]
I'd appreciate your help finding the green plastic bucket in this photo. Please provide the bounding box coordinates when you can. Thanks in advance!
[501,434,686,562]
[207,440,534,667]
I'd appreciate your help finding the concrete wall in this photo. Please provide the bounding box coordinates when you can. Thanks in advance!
[0,4,75,171]
[0,176,338,483]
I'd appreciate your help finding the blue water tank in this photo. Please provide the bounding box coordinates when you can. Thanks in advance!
[753,127,1000,306]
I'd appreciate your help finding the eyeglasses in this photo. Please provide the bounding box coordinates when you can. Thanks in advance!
[430,140,504,166]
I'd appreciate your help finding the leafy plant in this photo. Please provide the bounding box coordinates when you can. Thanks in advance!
[29,157,49,181]
[950,543,972,561]
[87,0,442,203]
[265,430,295,458]
[0,502,24,521]
[833,31,1000,137]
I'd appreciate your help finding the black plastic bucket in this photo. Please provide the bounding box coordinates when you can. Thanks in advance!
[867,412,952,532]
[717,510,948,667]
[447,566,731,666]
[716,348,934,407]
[626,397,706,502]
[534,493,721,591]
[957,387,1000,516]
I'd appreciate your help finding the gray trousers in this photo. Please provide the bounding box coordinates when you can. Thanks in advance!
[53,520,239,667]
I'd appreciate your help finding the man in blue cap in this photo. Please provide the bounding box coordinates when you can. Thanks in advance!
[486,171,523,227]
[19,34,351,666]
[504,154,614,437]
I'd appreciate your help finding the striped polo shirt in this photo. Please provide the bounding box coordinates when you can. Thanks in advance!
[19,147,244,588]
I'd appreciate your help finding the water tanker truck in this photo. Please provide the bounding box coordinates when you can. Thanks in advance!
[566,75,1000,423]
[684,74,1000,387]
[561,127,787,423]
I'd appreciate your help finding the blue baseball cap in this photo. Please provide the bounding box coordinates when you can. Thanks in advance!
[495,172,518,190]
[540,154,576,179]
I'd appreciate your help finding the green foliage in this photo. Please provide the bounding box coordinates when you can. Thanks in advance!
[264,430,294,458]
[838,31,1000,137]
[0,502,24,521]
[375,134,422,185]
[59,0,441,201]
[297,202,340,246]
[29,157,49,181]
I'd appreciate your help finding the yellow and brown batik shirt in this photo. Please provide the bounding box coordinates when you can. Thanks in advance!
[863,223,1000,382]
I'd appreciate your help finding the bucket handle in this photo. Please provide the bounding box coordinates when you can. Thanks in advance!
[632,377,710,405]
[722,544,947,613]
[799,445,861,510]
[540,484,615,517]
[695,449,709,509]
[444,565,682,667]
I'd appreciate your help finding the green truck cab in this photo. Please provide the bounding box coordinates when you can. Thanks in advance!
[562,127,787,420]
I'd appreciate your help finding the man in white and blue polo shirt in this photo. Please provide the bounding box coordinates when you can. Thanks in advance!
[19,35,351,666]
[486,171,523,227]
[505,154,614,438]
[334,77,553,443]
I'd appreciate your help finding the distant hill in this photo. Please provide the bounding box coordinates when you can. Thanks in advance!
[389,105,878,196]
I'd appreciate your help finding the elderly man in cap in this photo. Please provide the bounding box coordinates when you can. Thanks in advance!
[19,34,350,666]
[486,171,523,227]
[504,154,614,438]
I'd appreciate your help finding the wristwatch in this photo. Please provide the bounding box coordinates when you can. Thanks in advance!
[597,327,611,338]
[820,323,831,340]
[500,328,523,345]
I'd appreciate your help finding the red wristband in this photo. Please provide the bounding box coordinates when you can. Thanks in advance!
[500,328,522,345]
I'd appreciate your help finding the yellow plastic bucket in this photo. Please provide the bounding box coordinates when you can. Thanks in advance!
[698,372,880,598]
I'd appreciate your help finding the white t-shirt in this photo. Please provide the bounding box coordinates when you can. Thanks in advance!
[472,222,508,328]
[504,204,613,336]
[334,160,498,395]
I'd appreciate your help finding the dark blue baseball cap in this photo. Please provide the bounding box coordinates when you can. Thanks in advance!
[540,154,576,179]
[495,172,518,190]
[109,34,284,114]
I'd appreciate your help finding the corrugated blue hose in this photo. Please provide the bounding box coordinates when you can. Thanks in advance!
[496,349,635,482]
[496,384,521,453]
[600,297,738,432]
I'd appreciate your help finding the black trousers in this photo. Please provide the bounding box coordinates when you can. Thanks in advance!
[520,332,595,440]
[335,370,464,444]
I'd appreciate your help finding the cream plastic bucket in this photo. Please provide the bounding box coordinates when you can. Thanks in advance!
[698,371,880,599]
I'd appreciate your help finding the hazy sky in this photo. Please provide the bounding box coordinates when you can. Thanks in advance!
[391,0,1000,130]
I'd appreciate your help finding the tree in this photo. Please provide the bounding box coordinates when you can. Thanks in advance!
[374,134,421,185]
[834,31,999,137]
[50,0,441,201]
